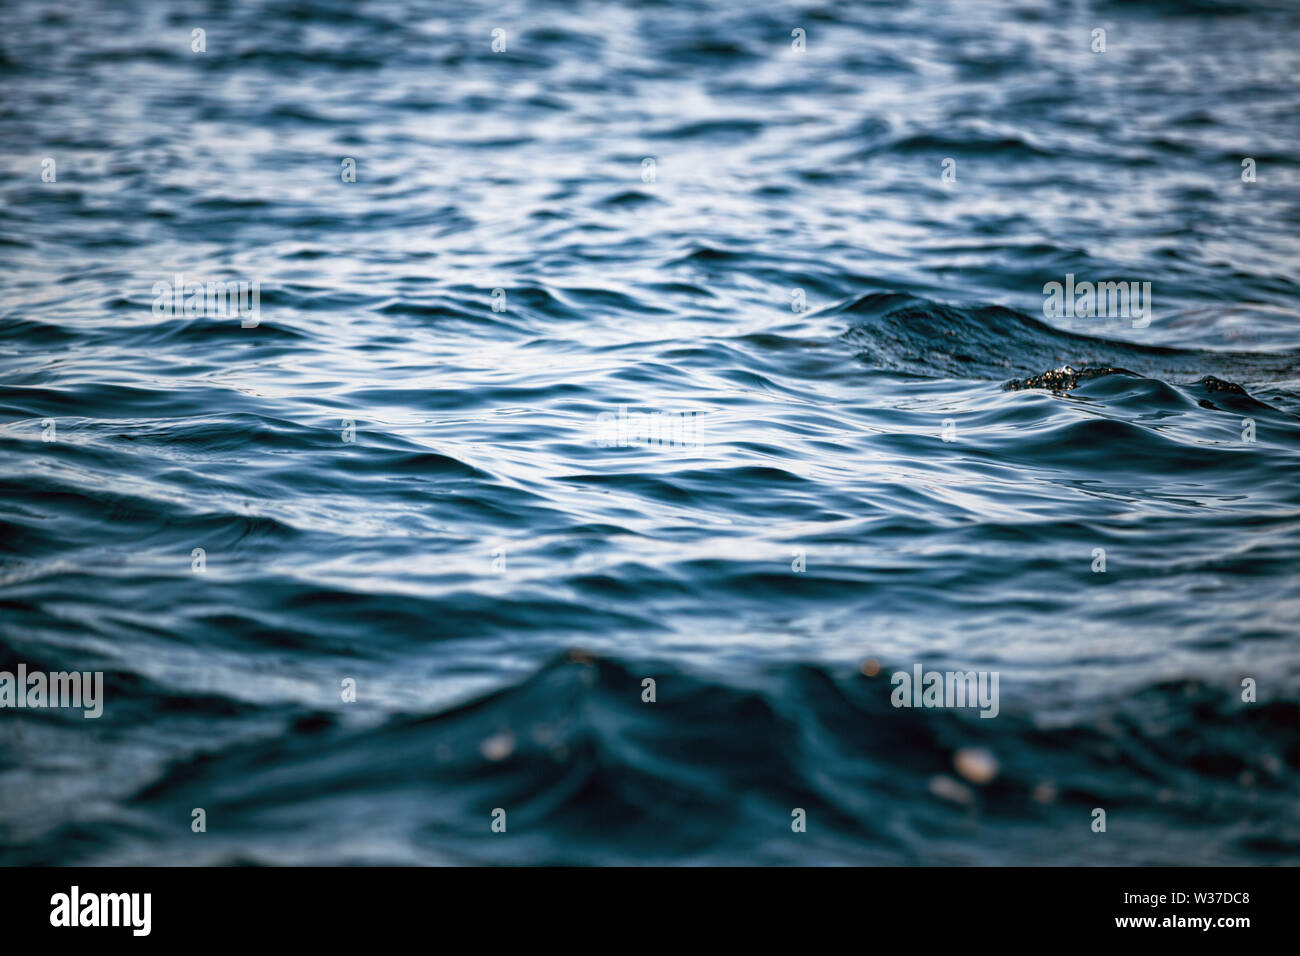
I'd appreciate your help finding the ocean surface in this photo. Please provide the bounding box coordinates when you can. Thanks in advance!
[2,0,1299,865]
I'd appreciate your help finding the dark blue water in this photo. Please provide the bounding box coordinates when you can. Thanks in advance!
[2,0,1299,865]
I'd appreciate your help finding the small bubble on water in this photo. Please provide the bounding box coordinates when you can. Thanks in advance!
[480,730,515,762]
[954,747,999,785]
[929,774,974,806]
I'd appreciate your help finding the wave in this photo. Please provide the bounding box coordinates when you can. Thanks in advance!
[3,653,1294,865]
[837,292,1300,392]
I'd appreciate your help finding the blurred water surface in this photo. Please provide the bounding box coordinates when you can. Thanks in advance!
[1,0,1299,864]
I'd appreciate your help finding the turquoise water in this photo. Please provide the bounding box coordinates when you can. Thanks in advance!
[1,0,1298,864]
